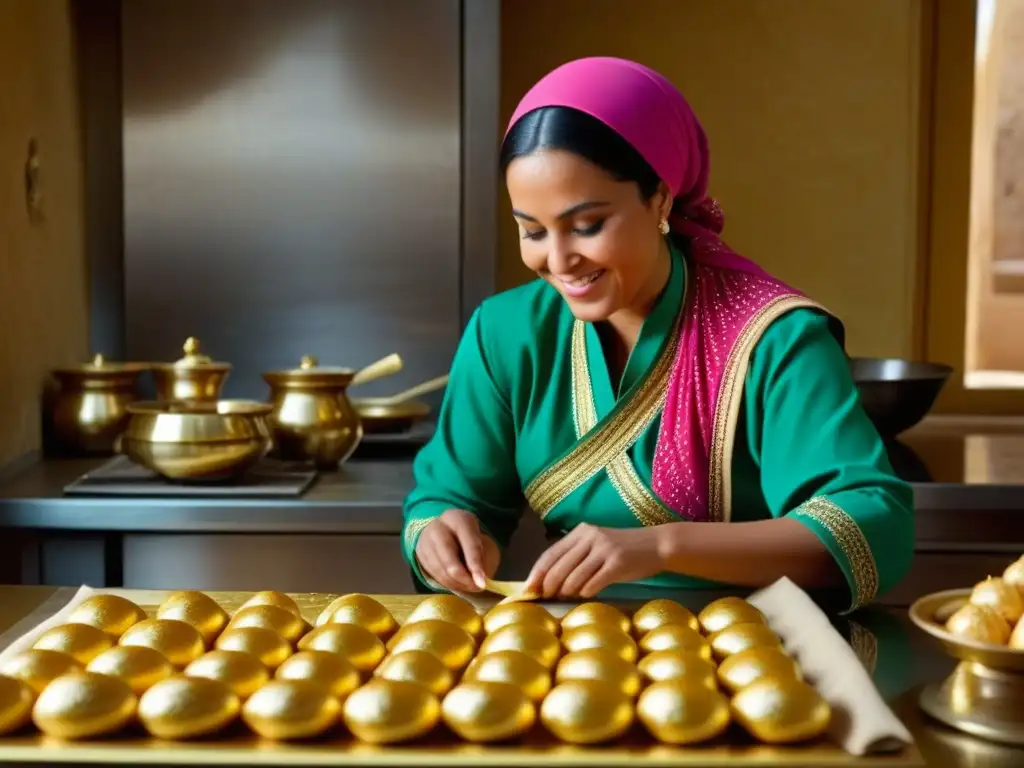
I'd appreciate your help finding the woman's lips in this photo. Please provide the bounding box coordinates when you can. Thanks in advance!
[558,269,606,298]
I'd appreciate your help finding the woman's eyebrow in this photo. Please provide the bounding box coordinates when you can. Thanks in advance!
[512,200,611,222]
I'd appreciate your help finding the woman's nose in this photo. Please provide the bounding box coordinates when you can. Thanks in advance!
[547,235,580,274]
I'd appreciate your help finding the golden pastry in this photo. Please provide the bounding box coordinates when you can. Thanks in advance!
[483,602,559,637]
[86,645,174,695]
[637,650,717,690]
[138,676,240,740]
[342,678,440,744]
[374,650,455,697]
[405,595,484,638]
[560,603,631,635]
[0,649,82,694]
[632,599,700,636]
[1003,558,1024,596]
[276,651,361,699]
[67,594,147,639]
[478,624,561,670]
[555,649,642,698]
[561,624,638,664]
[386,620,476,671]
[441,681,535,743]
[697,597,766,634]
[731,677,831,744]
[300,624,386,673]
[945,603,1011,645]
[315,594,398,640]
[239,590,302,618]
[970,577,1024,624]
[717,647,802,694]
[32,671,137,740]
[33,623,114,665]
[227,604,310,645]
[638,624,712,661]
[463,651,551,703]
[637,679,731,745]
[215,627,293,670]
[156,591,230,647]
[0,675,34,736]
[185,650,269,700]
[242,679,341,740]
[1009,617,1024,649]
[540,679,633,745]
[119,619,206,668]
[707,622,782,661]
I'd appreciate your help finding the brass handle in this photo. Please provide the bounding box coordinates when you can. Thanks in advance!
[351,353,403,387]
[375,375,449,405]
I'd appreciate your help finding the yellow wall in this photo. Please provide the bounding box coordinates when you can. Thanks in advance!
[499,0,930,359]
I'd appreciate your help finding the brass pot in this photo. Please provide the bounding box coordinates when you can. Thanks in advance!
[118,400,273,481]
[262,356,363,470]
[151,337,231,403]
[49,354,148,455]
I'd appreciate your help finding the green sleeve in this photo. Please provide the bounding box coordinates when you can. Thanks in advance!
[402,306,524,587]
[742,309,914,612]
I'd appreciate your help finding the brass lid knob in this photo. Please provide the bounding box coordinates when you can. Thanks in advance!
[299,355,319,370]
[175,337,214,368]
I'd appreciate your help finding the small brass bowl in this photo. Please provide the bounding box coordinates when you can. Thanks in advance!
[118,399,273,481]
[909,589,1024,671]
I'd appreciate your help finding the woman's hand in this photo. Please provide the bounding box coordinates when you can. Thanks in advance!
[524,523,667,599]
[415,509,500,593]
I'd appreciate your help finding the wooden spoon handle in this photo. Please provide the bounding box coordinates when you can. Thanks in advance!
[351,353,403,387]
[380,375,449,405]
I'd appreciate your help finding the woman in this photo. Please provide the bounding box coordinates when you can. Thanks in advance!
[402,57,913,612]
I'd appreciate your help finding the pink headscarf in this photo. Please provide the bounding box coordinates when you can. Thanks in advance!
[506,56,725,238]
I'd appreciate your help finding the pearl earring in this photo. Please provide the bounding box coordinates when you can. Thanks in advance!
[658,219,670,236]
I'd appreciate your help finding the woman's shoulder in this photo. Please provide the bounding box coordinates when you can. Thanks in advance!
[475,277,570,345]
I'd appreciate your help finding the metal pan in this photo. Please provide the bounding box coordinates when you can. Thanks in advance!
[353,398,432,434]
[849,357,953,438]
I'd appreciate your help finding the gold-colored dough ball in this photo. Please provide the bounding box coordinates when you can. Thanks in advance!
[0,675,35,736]
[555,649,642,698]
[67,595,148,639]
[637,624,712,661]
[299,624,386,673]
[386,620,476,672]
[156,591,229,647]
[945,603,1011,646]
[138,676,240,740]
[374,650,455,697]
[0,650,82,695]
[405,595,483,638]
[970,577,1024,625]
[215,627,293,670]
[119,619,206,668]
[1009,617,1024,649]
[342,678,440,744]
[86,645,175,695]
[239,591,302,618]
[478,624,561,670]
[560,603,631,636]
[31,671,137,740]
[717,647,802,694]
[241,679,341,740]
[441,681,536,743]
[276,651,361,699]
[730,677,832,744]
[631,599,700,637]
[697,597,766,635]
[33,623,114,665]
[227,605,310,646]
[185,650,269,700]
[1002,558,1024,596]
[463,650,551,703]
[561,624,638,664]
[707,622,782,662]
[637,651,717,690]
[539,679,634,745]
[636,679,731,745]
[483,602,559,637]
[315,594,398,640]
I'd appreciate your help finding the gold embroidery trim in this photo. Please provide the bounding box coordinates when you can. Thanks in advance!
[404,517,439,553]
[792,496,879,611]
[707,296,830,523]
[847,620,878,678]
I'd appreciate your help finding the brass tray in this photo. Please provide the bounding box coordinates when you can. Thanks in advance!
[0,590,924,767]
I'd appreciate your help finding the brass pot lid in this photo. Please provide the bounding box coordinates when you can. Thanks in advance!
[152,337,231,371]
[262,355,355,387]
[52,353,148,377]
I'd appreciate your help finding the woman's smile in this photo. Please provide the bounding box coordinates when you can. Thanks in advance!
[556,268,606,297]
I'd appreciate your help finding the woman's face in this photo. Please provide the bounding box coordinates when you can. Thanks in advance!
[506,148,672,324]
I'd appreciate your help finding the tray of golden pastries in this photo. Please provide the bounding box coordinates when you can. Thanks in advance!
[0,588,914,766]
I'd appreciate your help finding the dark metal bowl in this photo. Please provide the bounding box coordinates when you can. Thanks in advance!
[849,357,953,438]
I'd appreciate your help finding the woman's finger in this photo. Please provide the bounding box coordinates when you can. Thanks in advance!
[428,528,477,592]
[540,540,590,598]
[579,564,615,599]
[524,532,579,594]
[558,551,604,598]
[447,514,488,590]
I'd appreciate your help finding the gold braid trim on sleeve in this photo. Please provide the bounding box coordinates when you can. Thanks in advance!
[404,517,440,554]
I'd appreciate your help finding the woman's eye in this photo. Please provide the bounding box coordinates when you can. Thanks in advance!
[575,220,605,237]
[521,229,546,241]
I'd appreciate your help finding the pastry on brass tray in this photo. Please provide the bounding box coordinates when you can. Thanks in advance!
[731,677,831,744]
[242,679,341,740]
[33,623,114,665]
[387,620,476,672]
[0,675,34,736]
[215,627,292,670]
[717,646,802,694]
[120,619,206,668]
[138,676,240,740]
[156,591,230,647]
[374,650,455,697]
[86,645,174,695]
[1002,557,1024,596]
[441,681,535,743]
[560,603,631,636]
[478,624,561,670]
[969,576,1024,624]
[1009,617,1024,649]
[632,599,700,637]
[295,624,384,675]
[227,604,310,646]
[67,595,148,639]
[636,679,731,745]
[32,671,137,740]
[315,594,398,640]
[185,650,270,700]
[239,590,302,618]
[342,678,440,744]
[483,602,559,637]
[276,651,361,699]
[540,679,633,745]
[944,603,1011,645]
[638,624,711,661]
[463,650,551,703]
[405,594,484,639]
[0,650,82,694]
[707,622,783,661]
[561,624,638,663]
[555,649,642,698]
[637,650,717,690]
[697,597,766,635]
